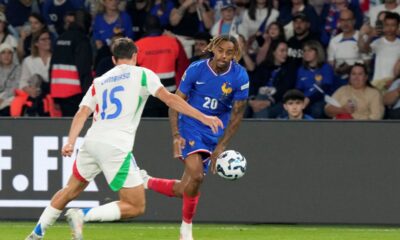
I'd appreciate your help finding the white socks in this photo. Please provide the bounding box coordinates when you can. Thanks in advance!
[34,206,62,236]
[32,202,121,236]
[83,201,121,222]
[180,221,193,240]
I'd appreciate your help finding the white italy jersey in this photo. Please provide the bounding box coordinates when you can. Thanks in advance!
[80,64,163,151]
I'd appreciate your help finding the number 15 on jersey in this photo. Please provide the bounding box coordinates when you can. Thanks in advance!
[101,86,125,120]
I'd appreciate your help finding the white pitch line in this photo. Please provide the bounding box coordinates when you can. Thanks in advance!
[0,200,99,208]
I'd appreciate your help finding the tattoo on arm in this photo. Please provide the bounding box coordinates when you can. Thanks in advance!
[169,107,179,137]
[168,90,187,137]
[218,100,247,147]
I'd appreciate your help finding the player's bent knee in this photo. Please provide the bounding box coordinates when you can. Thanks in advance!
[190,173,204,185]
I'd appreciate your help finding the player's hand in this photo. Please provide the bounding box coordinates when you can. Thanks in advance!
[210,145,225,174]
[62,143,74,157]
[201,115,223,134]
[173,135,186,158]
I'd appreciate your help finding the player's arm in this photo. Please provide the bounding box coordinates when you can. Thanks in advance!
[168,89,186,136]
[210,100,247,174]
[168,89,187,158]
[156,87,223,134]
[62,106,93,157]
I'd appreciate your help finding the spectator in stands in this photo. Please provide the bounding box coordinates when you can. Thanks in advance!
[320,0,363,46]
[278,0,320,40]
[63,11,76,31]
[94,33,124,77]
[19,28,52,99]
[93,0,133,49]
[373,10,390,37]
[369,0,400,28]
[50,9,93,117]
[17,13,47,60]
[296,40,334,119]
[210,0,239,37]
[190,31,212,63]
[0,43,21,116]
[4,0,35,29]
[232,0,250,25]
[169,0,213,58]
[248,40,296,118]
[17,29,52,116]
[126,0,151,40]
[281,89,313,119]
[255,21,285,65]
[237,0,279,40]
[170,0,213,37]
[286,12,319,71]
[325,63,384,120]
[358,12,400,92]
[0,12,17,59]
[150,0,175,29]
[42,0,85,35]
[136,15,189,117]
[309,0,325,15]
[238,33,255,72]
[383,75,400,119]
[328,9,369,89]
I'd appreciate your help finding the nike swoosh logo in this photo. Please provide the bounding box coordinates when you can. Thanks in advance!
[196,81,205,84]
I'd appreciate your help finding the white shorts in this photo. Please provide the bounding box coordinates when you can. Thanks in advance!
[73,140,143,191]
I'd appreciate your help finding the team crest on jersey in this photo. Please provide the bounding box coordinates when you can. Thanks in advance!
[315,74,323,82]
[221,82,232,96]
[189,140,195,147]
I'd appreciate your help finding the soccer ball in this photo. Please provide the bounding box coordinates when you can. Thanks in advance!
[216,150,247,180]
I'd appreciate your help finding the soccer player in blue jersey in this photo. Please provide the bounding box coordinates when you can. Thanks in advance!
[141,35,249,240]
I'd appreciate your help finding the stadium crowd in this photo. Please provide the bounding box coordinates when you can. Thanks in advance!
[0,0,399,119]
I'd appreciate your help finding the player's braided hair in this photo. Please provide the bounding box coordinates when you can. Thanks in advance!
[204,35,241,62]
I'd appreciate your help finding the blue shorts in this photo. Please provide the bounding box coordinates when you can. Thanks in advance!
[179,125,218,174]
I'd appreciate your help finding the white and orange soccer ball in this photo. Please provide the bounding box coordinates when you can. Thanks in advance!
[216,150,247,180]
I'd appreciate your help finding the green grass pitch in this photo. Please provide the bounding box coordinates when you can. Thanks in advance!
[4,221,400,240]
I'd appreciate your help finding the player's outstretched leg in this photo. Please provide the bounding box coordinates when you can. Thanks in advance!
[141,169,178,197]
[25,175,88,239]
[25,206,62,240]
[63,184,145,239]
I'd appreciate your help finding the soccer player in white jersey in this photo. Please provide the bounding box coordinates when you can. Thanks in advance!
[25,38,223,240]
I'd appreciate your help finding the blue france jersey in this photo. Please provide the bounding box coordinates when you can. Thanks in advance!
[178,59,249,137]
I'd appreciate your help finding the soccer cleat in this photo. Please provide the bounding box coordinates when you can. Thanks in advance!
[140,169,152,189]
[25,232,43,240]
[65,208,84,240]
